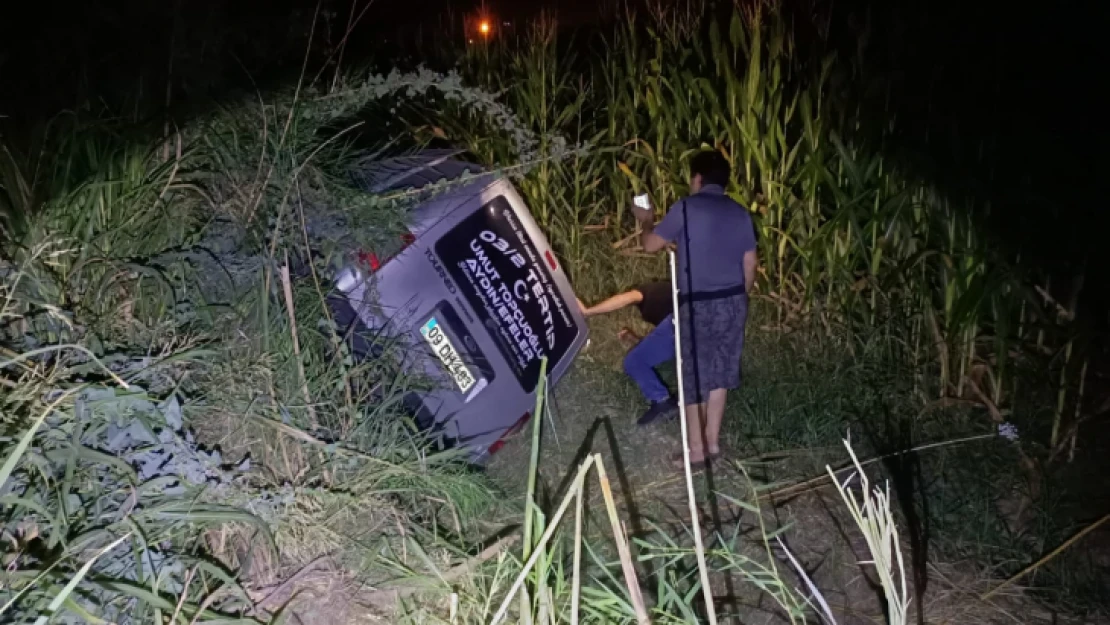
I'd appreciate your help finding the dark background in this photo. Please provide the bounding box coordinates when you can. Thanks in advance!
[1,0,1106,288]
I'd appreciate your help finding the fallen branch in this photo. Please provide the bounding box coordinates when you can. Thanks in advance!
[980,513,1110,601]
[759,434,995,502]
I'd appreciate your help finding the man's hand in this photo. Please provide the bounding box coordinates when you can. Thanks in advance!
[576,297,590,317]
[743,249,758,294]
[633,211,663,254]
[640,225,669,253]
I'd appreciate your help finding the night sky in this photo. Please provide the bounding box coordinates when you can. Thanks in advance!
[1,0,1105,282]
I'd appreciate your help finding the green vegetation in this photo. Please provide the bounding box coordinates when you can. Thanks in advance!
[0,80,503,622]
[1,0,1105,623]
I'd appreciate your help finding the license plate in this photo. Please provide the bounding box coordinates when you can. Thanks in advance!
[420,317,477,393]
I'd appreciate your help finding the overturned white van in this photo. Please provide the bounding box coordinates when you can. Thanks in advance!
[329,151,588,462]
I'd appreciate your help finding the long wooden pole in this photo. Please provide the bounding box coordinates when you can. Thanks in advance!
[668,250,718,624]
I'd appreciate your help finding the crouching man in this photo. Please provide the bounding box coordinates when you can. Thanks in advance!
[577,281,679,425]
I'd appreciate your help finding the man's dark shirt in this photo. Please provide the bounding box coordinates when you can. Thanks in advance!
[635,281,672,326]
[654,183,757,294]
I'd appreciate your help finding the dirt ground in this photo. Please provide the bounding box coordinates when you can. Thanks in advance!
[485,313,1107,625]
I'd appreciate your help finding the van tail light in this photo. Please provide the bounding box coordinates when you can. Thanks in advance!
[358,231,416,273]
[358,251,382,271]
[488,412,531,456]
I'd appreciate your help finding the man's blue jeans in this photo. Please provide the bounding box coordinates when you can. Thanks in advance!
[622,315,676,403]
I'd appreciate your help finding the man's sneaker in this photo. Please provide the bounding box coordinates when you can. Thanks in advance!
[637,398,678,426]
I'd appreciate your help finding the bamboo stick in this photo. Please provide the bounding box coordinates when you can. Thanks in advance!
[668,249,718,625]
[570,484,584,625]
[595,459,651,624]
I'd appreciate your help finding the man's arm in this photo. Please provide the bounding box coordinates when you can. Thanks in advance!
[743,249,758,294]
[637,208,672,254]
[581,290,644,317]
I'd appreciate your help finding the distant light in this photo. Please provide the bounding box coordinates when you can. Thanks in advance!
[479,20,491,35]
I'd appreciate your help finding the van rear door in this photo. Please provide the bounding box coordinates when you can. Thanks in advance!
[432,193,581,393]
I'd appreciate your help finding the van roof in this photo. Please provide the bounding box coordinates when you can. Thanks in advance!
[350,149,488,194]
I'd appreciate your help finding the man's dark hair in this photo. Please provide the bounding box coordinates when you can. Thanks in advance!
[690,150,730,188]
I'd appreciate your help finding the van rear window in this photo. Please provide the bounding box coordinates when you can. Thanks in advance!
[435,196,578,392]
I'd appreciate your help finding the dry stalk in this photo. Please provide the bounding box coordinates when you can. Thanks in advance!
[186,586,225,625]
[335,534,521,611]
[251,555,332,611]
[294,180,354,413]
[169,566,198,624]
[980,513,1110,601]
[595,461,650,624]
[828,440,910,625]
[1067,358,1088,463]
[570,484,584,625]
[491,457,595,625]
[490,454,649,625]
[280,259,319,429]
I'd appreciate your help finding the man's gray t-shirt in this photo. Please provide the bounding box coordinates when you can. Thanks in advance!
[654,184,757,294]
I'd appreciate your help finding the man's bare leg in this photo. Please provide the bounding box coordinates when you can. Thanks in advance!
[705,388,729,455]
[685,401,709,461]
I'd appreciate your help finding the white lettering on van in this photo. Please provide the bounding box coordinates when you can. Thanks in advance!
[425,248,457,294]
[513,279,530,302]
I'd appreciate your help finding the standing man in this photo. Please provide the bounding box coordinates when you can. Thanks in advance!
[637,150,758,468]
[578,282,679,425]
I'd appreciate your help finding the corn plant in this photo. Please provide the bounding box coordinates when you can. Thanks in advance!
[436,2,1076,464]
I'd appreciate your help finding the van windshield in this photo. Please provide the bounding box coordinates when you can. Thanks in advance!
[434,195,578,392]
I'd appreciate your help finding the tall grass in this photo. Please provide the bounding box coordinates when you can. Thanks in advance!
[1,67,513,621]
